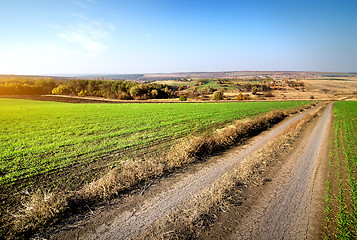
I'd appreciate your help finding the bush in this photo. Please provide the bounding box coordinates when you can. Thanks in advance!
[263,92,275,97]
[202,85,216,93]
[118,92,131,100]
[244,94,251,100]
[252,86,257,95]
[179,96,187,101]
[52,84,70,95]
[237,92,245,101]
[212,91,223,100]
[129,86,140,98]
[78,90,87,97]
[151,89,158,98]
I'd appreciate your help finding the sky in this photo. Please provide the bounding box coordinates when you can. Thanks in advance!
[0,0,356,75]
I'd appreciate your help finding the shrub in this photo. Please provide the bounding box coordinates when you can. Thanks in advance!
[78,90,87,97]
[237,92,245,101]
[118,92,131,100]
[244,94,251,100]
[179,96,187,101]
[263,92,275,97]
[252,86,257,95]
[212,91,223,100]
[129,86,140,98]
[51,84,70,95]
[151,89,158,98]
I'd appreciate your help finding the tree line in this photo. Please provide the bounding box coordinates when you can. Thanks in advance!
[0,78,57,95]
[0,78,175,100]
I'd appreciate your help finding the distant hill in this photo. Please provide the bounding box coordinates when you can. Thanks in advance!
[2,71,357,82]
[72,74,144,80]
[0,74,74,81]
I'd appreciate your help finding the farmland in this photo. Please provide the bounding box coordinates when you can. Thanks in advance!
[326,101,357,239]
[0,99,310,196]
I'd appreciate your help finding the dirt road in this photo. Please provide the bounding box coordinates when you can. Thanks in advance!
[64,107,319,240]
[231,103,332,239]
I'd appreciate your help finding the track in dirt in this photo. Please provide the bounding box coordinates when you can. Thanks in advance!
[46,106,320,240]
[232,103,332,239]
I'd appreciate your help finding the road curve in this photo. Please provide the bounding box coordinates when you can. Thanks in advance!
[232,103,332,240]
[81,106,320,240]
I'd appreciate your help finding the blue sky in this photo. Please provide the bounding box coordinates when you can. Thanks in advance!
[0,0,356,75]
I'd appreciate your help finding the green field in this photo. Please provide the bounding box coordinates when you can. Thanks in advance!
[0,99,309,194]
[168,80,236,91]
[326,101,357,239]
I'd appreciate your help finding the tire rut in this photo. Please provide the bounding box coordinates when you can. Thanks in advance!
[80,106,319,240]
[232,103,332,240]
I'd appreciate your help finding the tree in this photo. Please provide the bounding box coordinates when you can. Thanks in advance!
[129,85,140,98]
[212,91,223,100]
[151,89,158,98]
[252,86,257,95]
[52,84,70,95]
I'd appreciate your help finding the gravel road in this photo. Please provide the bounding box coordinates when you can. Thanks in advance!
[80,106,319,240]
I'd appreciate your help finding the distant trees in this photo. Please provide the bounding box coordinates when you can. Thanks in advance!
[0,78,56,95]
[0,77,281,101]
[51,79,175,100]
[202,85,215,93]
[0,78,175,100]
[197,79,209,85]
[286,80,304,88]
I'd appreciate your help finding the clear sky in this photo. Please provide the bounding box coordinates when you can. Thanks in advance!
[0,0,356,75]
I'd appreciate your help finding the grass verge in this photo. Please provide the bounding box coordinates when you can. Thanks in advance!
[2,103,315,239]
[139,103,325,239]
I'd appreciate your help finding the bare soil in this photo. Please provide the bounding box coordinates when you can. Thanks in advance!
[37,106,324,240]
[200,104,332,239]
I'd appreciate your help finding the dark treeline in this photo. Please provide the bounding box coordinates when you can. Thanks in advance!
[0,78,175,100]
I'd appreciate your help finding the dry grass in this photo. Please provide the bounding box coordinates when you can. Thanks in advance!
[3,103,315,239]
[80,103,314,201]
[139,103,326,239]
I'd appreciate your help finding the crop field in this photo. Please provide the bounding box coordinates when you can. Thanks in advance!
[0,99,310,206]
[326,101,357,239]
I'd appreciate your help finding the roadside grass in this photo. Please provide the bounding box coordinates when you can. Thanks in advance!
[1,100,314,239]
[326,101,357,239]
[140,102,325,239]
